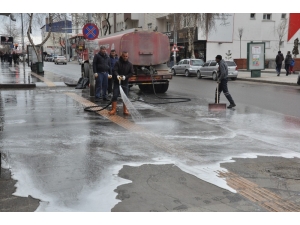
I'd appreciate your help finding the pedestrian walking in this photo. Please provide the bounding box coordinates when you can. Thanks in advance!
[108,51,134,116]
[12,52,19,66]
[284,51,292,76]
[109,49,119,97]
[169,53,174,72]
[3,52,8,62]
[92,46,112,101]
[290,58,295,74]
[215,55,236,109]
[8,52,12,66]
[275,51,284,76]
[0,52,3,62]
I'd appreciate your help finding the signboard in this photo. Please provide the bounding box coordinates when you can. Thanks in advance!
[46,20,72,33]
[1,36,13,45]
[27,45,43,66]
[82,23,99,40]
[247,42,265,71]
[207,14,234,43]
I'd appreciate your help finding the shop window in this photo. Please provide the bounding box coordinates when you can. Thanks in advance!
[166,22,171,32]
[264,41,270,49]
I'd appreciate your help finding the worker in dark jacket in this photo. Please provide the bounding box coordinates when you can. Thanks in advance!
[109,51,134,116]
[275,51,284,76]
[215,55,236,109]
[108,49,119,96]
[92,46,112,101]
[284,51,292,76]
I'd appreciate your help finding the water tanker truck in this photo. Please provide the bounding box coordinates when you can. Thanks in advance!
[80,29,172,93]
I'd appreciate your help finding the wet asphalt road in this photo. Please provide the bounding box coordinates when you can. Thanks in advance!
[1,62,300,212]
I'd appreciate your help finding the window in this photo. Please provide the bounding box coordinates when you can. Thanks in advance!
[250,13,255,19]
[226,61,237,66]
[191,59,204,66]
[264,41,270,49]
[166,22,171,32]
[179,60,184,65]
[182,60,188,64]
[147,23,152,29]
[183,16,188,27]
[209,61,217,66]
[263,13,272,20]
[203,62,209,67]
[281,13,286,19]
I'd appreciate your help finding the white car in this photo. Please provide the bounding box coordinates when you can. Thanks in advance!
[171,59,204,77]
[54,56,67,65]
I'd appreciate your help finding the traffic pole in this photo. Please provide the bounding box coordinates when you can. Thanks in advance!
[87,13,95,97]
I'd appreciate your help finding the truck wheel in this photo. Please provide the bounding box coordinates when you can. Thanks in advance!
[155,83,169,93]
[84,63,89,78]
[138,84,153,93]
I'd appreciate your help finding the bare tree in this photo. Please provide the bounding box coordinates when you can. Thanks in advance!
[169,13,218,59]
[103,13,112,35]
[0,22,21,42]
[26,13,54,62]
[238,28,243,58]
[276,18,288,51]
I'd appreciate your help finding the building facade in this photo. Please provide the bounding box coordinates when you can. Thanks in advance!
[72,13,300,65]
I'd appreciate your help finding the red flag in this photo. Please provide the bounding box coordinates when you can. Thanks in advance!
[288,13,300,41]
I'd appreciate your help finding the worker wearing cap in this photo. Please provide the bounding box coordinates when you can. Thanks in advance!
[215,55,236,109]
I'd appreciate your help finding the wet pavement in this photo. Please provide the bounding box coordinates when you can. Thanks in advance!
[1,62,300,212]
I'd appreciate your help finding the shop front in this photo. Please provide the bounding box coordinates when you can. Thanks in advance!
[163,28,206,62]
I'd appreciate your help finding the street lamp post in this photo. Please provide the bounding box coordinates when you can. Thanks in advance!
[21,13,26,75]
[64,14,69,62]
[174,13,177,65]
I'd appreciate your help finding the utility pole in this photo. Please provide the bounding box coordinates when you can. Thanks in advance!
[21,13,26,75]
[64,14,69,61]
[87,13,95,97]
[174,13,177,65]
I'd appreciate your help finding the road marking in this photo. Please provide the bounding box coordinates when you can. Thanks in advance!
[31,72,56,87]
[217,170,300,212]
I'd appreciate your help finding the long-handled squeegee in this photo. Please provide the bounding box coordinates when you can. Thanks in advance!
[208,81,226,111]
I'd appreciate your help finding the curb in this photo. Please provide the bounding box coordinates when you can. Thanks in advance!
[237,78,299,86]
[0,83,36,88]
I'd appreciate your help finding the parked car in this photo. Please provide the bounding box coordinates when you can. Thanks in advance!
[171,59,205,77]
[198,60,238,80]
[45,55,52,61]
[54,56,67,65]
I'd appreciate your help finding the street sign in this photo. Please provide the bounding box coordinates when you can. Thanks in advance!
[172,44,179,52]
[82,23,99,40]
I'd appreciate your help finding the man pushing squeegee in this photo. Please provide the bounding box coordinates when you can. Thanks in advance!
[209,55,236,111]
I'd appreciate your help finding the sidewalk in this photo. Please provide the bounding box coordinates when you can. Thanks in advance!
[237,69,299,86]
